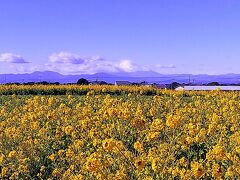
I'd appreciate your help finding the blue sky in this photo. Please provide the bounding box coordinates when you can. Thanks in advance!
[0,0,240,74]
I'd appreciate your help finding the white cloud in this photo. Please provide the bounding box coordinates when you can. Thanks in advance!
[156,64,176,69]
[49,52,85,64]
[0,53,29,63]
[48,52,120,74]
[0,52,177,74]
[47,52,119,74]
[118,60,139,72]
[45,52,177,74]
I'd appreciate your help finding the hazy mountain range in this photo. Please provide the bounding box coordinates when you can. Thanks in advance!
[0,71,240,84]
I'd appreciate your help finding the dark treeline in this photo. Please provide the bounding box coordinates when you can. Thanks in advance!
[2,78,240,89]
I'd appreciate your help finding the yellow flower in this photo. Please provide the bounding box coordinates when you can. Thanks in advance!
[8,150,17,158]
[134,158,145,171]
[212,163,222,178]
[0,153,4,163]
[143,176,154,180]
[58,150,65,157]
[71,174,84,180]
[85,158,101,172]
[151,118,164,131]
[132,119,146,129]
[235,145,240,154]
[64,125,74,135]
[198,128,206,137]
[103,157,114,167]
[0,85,239,178]
[48,153,55,161]
[226,167,234,177]
[152,158,163,172]
[74,140,84,149]
[134,141,144,152]
[115,170,127,180]
[166,115,181,128]
[147,131,160,141]
[172,167,180,177]
[191,161,205,178]
[1,167,8,177]
[115,140,124,151]
[208,144,226,161]
[102,138,115,152]
[185,136,193,145]
[18,165,29,173]
[66,149,74,159]
[40,166,45,172]
[179,157,188,167]
[52,168,61,177]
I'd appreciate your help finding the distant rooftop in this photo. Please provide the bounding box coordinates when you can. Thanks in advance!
[115,81,131,85]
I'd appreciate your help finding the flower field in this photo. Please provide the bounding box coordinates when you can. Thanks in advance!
[0,85,240,179]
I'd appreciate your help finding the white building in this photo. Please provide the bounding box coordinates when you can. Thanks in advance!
[115,81,131,86]
[153,84,167,89]
[175,86,240,91]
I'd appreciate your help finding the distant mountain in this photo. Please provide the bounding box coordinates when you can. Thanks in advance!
[0,71,239,84]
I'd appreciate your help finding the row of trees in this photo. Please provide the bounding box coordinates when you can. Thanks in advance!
[4,78,238,88]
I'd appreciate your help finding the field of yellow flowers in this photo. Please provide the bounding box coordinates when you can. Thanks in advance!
[0,85,240,179]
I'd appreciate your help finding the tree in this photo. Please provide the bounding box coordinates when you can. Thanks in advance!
[77,78,89,85]
[170,82,180,89]
[207,82,220,86]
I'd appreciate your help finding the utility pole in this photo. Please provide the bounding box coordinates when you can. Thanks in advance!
[39,75,42,82]
[4,75,6,84]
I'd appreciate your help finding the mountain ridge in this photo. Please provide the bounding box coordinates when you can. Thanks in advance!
[0,71,239,84]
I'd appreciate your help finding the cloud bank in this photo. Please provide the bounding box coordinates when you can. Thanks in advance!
[49,52,85,64]
[46,52,145,74]
[156,64,176,69]
[0,53,29,63]
[1,51,176,74]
